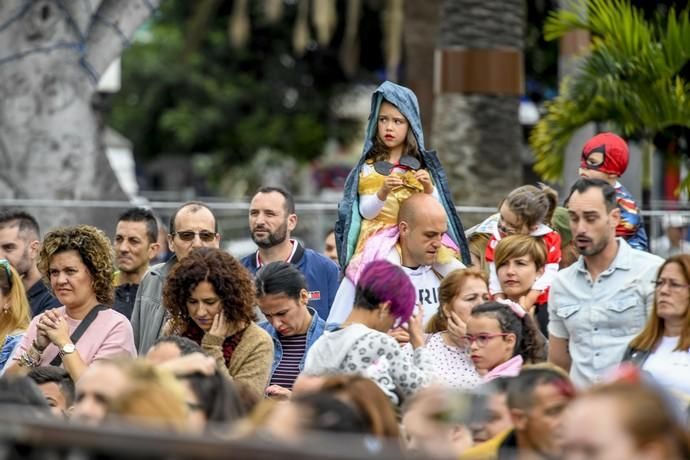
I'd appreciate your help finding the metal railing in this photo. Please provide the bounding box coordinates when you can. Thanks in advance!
[2,197,689,256]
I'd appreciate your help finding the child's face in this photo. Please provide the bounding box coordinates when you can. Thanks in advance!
[377,101,409,155]
[498,203,530,236]
[579,150,616,182]
[579,166,613,182]
[466,315,515,373]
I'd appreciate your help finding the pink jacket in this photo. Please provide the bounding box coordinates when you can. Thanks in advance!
[483,355,523,383]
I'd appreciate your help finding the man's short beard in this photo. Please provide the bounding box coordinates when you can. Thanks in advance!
[252,224,288,249]
[577,237,608,257]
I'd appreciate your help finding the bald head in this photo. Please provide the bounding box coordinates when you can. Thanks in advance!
[399,194,448,267]
[398,193,446,226]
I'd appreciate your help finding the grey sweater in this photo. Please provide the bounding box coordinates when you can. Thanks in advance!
[130,256,177,354]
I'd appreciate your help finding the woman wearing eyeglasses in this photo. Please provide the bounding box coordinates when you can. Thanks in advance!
[162,247,273,401]
[5,226,136,381]
[465,300,546,382]
[0,260,30,373]
[336,81,470,284]
[622,254,690,397]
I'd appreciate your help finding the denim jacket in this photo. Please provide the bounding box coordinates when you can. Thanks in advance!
[259,307,327,379]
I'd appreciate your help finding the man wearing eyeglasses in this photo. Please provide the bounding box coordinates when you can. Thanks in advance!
[131,201,220,354]
[547,178,662,388]
[0,209,60,315]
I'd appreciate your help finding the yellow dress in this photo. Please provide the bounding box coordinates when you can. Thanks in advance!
[354,161,457,265]
[354,163,424,255]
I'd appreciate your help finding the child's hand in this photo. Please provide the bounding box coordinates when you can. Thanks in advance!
[377,176,404,200]
[415,170,433,194]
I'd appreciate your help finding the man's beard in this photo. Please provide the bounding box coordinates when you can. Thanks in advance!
[251,222,288,249]
[15,246,33,278]
[576,235,608,256]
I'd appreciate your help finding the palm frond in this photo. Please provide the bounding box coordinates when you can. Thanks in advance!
[532,0,690,185]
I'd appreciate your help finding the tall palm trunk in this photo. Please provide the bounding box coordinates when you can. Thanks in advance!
[432,0,525,208]
[403,0,442,136]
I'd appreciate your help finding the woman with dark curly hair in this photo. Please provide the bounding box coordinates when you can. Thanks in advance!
[6,225,136,381]
[465,300,546,383]
[162,247,273,399]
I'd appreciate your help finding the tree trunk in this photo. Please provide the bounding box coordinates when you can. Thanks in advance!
[403,0,442,137]
[0,0,159,230]
[432,0,525,208]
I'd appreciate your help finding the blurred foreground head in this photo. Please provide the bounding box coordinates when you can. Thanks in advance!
[402,386,483,458]
[561,382,690,460]
[72,359,188,432]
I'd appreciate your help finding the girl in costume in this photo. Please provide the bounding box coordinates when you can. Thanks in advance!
[335,81,470,281]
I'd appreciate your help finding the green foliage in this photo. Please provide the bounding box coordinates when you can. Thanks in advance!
[531,0,690,188]
[106,1,358,182]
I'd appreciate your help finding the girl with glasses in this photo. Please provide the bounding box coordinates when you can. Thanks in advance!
[465,301,546,383]
[622,254,690,398]
[336,81,470,286]
[0,260,30,373]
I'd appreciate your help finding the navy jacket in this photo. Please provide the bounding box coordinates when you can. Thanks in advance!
[241,241,339,321]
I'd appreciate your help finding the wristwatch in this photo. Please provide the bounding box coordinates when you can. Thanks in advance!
[59,343,76,358]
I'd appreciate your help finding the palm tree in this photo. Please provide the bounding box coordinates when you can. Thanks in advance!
[530,0,690,192]
[431,0,526,208]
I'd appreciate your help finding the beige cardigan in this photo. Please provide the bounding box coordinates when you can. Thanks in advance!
[200,322,273,400]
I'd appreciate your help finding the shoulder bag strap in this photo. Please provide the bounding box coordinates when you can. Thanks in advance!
[49,304,108,367]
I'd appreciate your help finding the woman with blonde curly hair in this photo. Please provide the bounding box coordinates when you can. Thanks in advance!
[162,247,273,400]
[6,225,136,381]
[0,260,30,372]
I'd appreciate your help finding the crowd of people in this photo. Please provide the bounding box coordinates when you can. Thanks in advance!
[0,81,689,459]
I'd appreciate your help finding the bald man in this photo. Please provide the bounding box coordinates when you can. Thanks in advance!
[327,194,465,325]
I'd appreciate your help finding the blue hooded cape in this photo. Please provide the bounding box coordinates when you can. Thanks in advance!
[334,81,471,268]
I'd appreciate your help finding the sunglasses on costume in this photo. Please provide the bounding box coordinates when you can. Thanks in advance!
[373,155,421,176]
[0,259,11,289]
[461,333,511,347]
[172,230,217,242]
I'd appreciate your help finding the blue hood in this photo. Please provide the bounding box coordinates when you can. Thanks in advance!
[335,81,471,268]
[360,81,426,158]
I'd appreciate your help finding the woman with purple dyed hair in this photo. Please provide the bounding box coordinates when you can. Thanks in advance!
[303,260,431,405]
